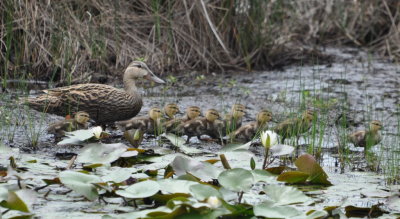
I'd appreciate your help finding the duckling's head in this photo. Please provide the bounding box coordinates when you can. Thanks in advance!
[302,110,314,121]
[186,106,201,119]
[164,103,180,118]
[74,111,90,125]
[370,120,383,132]
[231,104,246,118]
[205,109,220,122]
[257,110,272,124]
[124,61,165,84]
[149,107,163,120]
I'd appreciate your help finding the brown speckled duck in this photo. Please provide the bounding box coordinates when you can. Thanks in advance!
[174,109,220,144]
[348,120,382,153]
[115,107,163,134]
[24,61,165,124]
[47,111,90,141]
[164,106,201,133]
[274,110,314,144]
[232,110,272,142]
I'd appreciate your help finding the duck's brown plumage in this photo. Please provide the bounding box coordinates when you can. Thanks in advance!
[274,110,314,143]
[25,61,165,124]
[47,111,90,141]
[348,120,382,149]
[232,110,272,142]
[164,106,201,133]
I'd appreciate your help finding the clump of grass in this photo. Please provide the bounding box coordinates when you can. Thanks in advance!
[1,0,400,83]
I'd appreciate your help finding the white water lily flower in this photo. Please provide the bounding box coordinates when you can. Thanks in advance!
[207,196,221,209]
[91,126,103,139]
[260,130,278,149]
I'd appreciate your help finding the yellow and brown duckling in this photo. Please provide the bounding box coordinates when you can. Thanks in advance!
[24,61,165,125]
[163,103,180,121]
[348,120,382,153]
[164,106,202,133]
[174,109,220,144]
[47,111,90,141]
[274,110,314,144]
[232,110,272,143]
[223,104,246,134]
[115,107,163,134]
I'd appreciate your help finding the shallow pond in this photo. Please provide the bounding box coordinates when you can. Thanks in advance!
[0,47,399,218]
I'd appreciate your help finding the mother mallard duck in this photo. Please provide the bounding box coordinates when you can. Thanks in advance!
[24,61,165,124]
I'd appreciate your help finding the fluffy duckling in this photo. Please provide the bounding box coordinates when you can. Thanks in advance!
[175,109,220,144]
[274,110,314,144]
[47,111,90,141]
[223,104,246,134]
[163,103,180,121]
[232,110,272,142]
[115,107,163,134]
[164,106,201,133]
[348,120,382,153]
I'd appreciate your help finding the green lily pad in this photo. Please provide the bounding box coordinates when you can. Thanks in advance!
[170,155,222,182]
[253,200,301,218]
[219,141,251,152]
[162,133,203,154]
[294,154,332,185]
[189,184,220,201]
[218,168,254,192]
[116,180,160,199]
[158,179,199,194]
[76,143,129,164]
[264,184,312,205]
[57,129,95,145]
[59,171,102,201]
[251,169,276,183]
[277,171,309,184]
[270,144,295,156]
[0,189,36,213]
[101,168,135,183]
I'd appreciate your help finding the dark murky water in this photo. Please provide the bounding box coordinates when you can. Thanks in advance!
[1,47,399,217]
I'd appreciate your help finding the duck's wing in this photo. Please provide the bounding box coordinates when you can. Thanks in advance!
[115,116,148,131]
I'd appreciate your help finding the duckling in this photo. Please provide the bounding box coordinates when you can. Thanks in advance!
[164,106,201,133]
[163,103,180,121]
[115,107,163,134]
[24,61,165,125]
[47,111,90,141]
[348,120,382,154]
[232,110,273,143]
[274,110,314,144]
[175,109,220,144]
[223,104,246,135]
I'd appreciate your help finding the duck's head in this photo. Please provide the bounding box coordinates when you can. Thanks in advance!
[124,61,165,84]
[164,103,180,118]
[231,104,246,119]
[205,109,220,122]
[370,120,383,132]
[186,106,201,120]
[257,110,272,124]
[149,107,163,120]
[74,111,90,125]
[302,110,314,121]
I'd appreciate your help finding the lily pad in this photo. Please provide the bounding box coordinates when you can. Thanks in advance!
[76,143,128,164]
[251,169,276,183]
[270,144,295,156]
[294,154,332,185]
[158,179,199,194]
[57,129,95,145]
[59,171,102,201]
[264,184,312,205]
[116,180,160,199]
[101,168,136,183]
[162,133,203,154]
[277,171,309,184]
[218,168,254,192]
[0,189,36,213]
[254,200,301,218]
[220,141,251,152]
[170,155,221,182]
[189,184,220,201]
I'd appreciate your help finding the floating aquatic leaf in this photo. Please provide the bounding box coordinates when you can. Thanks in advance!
[251,169,276,183]
[270,144,295,156]
[103,206,173,219]
[189,184,220,201]
[0,189,36,213]
[266,166,286,175]
[294,154,332,185]
[162,133,203,154]
[101,168,135,183]
[292,210,328,219]
[76,143,128,164]
[0,186,8,202]
[264,184,312,205]
[220,141,251,152]
[218,168,254,192]
[116,180,160,199]
[59,171,102,201]
[158,179,199,194]
[253,200,301,218]
[57,129,95,145]
[170,155,222,182]
[277,171,309,184]
[345,204,387,218]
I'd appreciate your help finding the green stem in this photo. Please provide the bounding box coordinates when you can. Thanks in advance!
[262,148,270,169]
